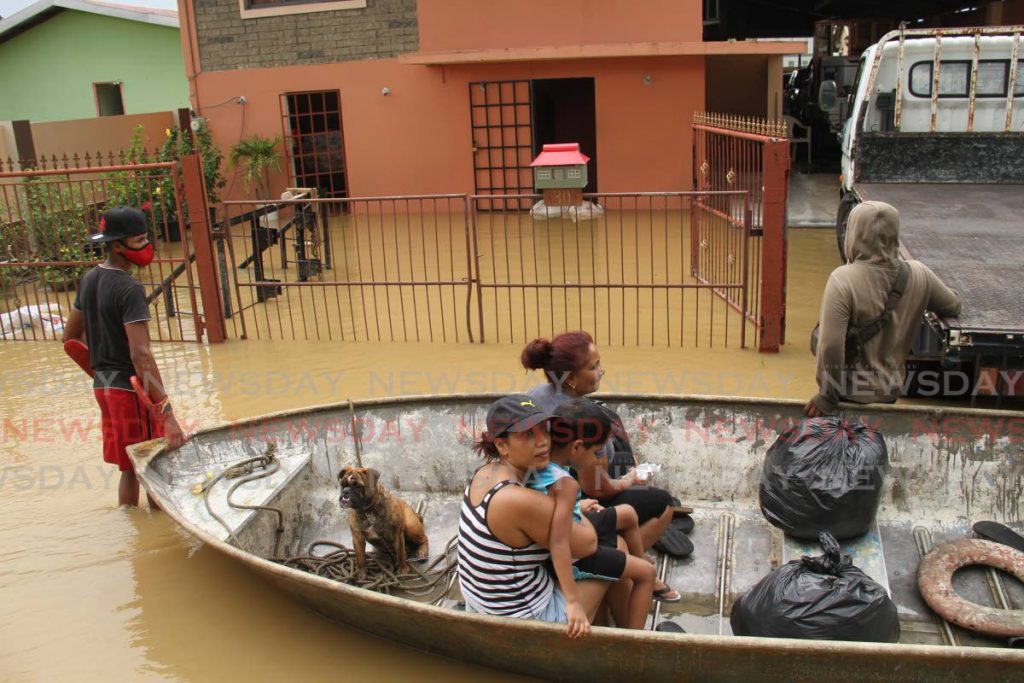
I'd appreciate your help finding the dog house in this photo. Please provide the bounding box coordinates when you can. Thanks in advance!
[531,143,589,206]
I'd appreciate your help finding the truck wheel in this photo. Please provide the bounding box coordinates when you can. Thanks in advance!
[836,194,858,261]
[904,361,974,399]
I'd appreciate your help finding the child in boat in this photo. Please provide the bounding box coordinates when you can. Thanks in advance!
[527,398,655,629]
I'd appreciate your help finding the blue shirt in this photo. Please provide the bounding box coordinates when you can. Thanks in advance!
[525,462,582,522]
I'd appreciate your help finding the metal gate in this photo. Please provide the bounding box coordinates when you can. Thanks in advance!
[692,112,790,352]
[470,191,753,348]
[469,80,535,210]
[0,160,212,342]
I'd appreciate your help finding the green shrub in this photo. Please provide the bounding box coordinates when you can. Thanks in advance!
[21,176,92,291]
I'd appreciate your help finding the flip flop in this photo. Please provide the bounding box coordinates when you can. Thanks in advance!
[655,620,686,633]
[654,525,694,558]
[672,514,695,535]
[653,583,682,603]
[63,339,94,377]
[669,496,694,517]
[973,521,1024,554]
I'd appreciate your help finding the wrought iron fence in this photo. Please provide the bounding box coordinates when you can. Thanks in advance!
[218,191,758,348]
[219,195,475,342]
[1,148,165,174]
[0,163,200,342]
[472,192,754,348]
[692,112,790,352]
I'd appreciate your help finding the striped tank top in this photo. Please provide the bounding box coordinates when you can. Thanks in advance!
[457,479,554,618]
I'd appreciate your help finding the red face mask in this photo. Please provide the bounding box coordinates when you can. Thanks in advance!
[120,240,154,267]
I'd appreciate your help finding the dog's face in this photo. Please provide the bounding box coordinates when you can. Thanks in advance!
[338,467,383,510]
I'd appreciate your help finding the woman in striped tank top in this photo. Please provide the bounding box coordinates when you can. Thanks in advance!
[458,395,612,638]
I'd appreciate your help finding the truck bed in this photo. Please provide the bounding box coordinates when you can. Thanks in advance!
[856,183,1024,333]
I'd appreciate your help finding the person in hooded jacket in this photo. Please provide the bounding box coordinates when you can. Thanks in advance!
[805,201,962,416]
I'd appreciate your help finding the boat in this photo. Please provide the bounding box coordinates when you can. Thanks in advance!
[128,394,1024,681]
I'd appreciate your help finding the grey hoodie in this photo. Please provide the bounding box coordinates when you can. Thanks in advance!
[811,201,961,413]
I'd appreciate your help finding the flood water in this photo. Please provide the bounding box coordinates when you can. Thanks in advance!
[0,228,941,681]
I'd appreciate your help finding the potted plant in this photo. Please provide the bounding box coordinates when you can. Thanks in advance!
[229,134,283,229]
[154,121,226,241]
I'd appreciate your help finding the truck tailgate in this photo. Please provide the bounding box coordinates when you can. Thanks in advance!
[856,183,1024,333]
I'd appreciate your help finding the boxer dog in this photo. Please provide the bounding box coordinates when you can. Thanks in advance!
[338,466,429,579]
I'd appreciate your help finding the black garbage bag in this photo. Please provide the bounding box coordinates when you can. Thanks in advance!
[730,532,900,642]
[759,416,886,540]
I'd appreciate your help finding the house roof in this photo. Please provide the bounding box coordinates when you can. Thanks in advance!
[0,0,177,44]
[531,143,590,167]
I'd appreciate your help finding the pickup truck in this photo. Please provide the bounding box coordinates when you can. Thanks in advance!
[827,25,1024,399]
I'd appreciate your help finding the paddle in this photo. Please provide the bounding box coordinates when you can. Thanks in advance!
[63,339,94,377]
[64,340,156,410]
[130,375,155,410]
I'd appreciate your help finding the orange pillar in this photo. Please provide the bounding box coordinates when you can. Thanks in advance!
[181,154,227,343]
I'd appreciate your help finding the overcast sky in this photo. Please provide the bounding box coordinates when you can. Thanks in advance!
[1,0,178,20]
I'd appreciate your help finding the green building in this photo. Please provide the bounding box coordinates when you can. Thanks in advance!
[0,0,188,122]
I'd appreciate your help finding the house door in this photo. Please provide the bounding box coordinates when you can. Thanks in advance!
[469,80,534,209]
[280,91,349,203]
[531,77,598,193]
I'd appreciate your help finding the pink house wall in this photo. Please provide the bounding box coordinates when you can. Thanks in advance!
[416,0,702,52]
[195,55,704,200]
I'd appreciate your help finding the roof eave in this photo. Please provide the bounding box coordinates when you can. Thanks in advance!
[399,40,809,66]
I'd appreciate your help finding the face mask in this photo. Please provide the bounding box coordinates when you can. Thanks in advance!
[120,240,154,267]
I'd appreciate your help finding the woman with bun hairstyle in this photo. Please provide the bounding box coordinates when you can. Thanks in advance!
[522,332,681,602]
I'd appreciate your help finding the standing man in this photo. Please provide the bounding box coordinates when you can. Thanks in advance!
[62,206,186,507]
[806,201,961,416]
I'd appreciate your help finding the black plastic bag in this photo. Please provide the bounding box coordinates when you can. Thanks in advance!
[730,532,900,642]
[759,417,887,540]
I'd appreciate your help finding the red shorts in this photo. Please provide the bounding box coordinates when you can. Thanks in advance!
[94,388,163,472]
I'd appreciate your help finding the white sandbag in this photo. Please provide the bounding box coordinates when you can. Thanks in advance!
[531,200,604,223]
[569,200,604,223]
[0,303,65,339]
[529,200,569,221]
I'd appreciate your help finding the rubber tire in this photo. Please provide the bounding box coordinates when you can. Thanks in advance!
[836,193,858,262]
[903,360,974,399]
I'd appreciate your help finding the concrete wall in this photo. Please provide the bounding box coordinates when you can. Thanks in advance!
[194,55,705,199]
[0,11,189,122]
[416,0,702,52]
[0,122,16,166]
[193,0,418,71]
[30,111,178,162]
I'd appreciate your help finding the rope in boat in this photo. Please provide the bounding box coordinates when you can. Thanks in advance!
[275,535,460,596]
[196,443,285,555]
[196,444,459,596]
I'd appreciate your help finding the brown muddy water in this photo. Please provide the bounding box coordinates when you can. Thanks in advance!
[0,228,1000,681]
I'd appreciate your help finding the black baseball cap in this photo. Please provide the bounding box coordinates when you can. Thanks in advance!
[486,395,554,436]
[89,206,149,243]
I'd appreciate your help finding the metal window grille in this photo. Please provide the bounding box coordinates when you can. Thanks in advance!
[280,91,349,207]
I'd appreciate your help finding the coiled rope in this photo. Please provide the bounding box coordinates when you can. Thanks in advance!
[276,535,460,596]
[196,443,459,597]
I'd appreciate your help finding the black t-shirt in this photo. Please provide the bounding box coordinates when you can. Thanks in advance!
[73,266,150,390]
